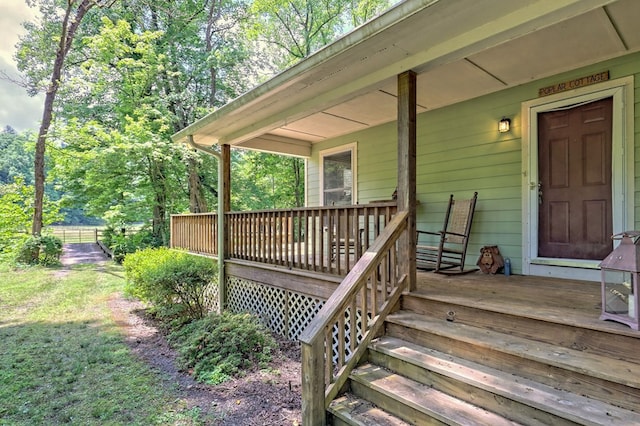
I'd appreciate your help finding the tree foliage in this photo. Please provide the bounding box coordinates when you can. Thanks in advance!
[0,177,61,255]
[0,126,34,186]
[18,0,115,237]
[246,0,390,67]
[12,0,393,243]
[232,151,304,210]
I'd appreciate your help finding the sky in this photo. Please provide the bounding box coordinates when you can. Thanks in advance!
[0,1,43,132]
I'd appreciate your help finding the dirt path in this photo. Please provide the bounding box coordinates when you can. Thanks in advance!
[59,243,302,425]
[60,242,109,266]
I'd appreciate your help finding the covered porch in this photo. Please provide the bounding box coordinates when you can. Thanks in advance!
[169,0,640,422]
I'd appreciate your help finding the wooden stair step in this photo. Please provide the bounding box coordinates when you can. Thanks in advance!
[350,363,523,426]
[328,394,411,426]
[401,292,640,363]
[386,310,640,390]
[369,336,640,426]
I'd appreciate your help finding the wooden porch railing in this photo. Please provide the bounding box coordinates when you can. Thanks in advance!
[171,212,219,256]
[298,211,409,425]
[170,201,397,276]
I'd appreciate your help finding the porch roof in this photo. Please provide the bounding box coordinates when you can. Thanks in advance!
[172,0,640,157]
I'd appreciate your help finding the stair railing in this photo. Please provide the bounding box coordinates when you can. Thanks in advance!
[299,211,409,425]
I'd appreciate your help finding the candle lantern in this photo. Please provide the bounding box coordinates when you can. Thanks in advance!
[599,231,640,330]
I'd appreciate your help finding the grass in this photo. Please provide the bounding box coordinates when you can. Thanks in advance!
[0,262,210,425]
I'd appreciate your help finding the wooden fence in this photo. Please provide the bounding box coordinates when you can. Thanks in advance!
[49,227,102,244]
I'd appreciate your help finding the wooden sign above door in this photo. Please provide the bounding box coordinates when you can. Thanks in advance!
[538,71,609,97]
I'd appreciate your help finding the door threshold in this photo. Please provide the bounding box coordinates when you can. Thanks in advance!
[528,261,601,282]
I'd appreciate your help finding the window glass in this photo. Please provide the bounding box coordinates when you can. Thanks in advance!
[322,149,352,206]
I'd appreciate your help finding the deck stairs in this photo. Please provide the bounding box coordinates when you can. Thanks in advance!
[327,286,640,425]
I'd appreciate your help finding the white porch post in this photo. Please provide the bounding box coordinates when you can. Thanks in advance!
[397,70,417,291]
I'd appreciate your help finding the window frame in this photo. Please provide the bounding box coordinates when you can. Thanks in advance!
[319,143,357,206]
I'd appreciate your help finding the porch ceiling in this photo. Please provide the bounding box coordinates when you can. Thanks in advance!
[173,0,640,157]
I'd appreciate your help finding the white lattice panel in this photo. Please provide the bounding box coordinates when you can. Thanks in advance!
[203,281,219,313]
[225,276,325,340]
[227,277,287,335]
[287,292,325,340]
[223,275,373,366]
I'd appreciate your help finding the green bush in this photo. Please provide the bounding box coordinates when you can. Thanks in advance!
[100,227,116,249]
[14,235,63,266]
[123,247,216,321]
[107,227,162,263]
[168,312,277,385]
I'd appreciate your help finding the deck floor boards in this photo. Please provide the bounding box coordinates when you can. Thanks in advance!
[414,271,640,338]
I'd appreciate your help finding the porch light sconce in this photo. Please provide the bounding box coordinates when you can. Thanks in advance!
[498,117,511,133]
[599,231,640,330]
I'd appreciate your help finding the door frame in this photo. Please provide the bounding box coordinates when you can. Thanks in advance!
[521,76,634,281]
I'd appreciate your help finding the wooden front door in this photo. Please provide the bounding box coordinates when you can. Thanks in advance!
[537,97,613,260]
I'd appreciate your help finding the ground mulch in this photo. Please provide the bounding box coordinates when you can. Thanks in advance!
[61,243,302,425]
[108,296,302,425]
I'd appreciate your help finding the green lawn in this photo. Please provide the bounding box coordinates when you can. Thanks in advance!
[0,263,208,425]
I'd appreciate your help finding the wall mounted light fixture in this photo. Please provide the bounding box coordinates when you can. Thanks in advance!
[498,117,511,133]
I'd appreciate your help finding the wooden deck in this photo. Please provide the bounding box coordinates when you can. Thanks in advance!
[328,270,640,424]
[414,270,640,339]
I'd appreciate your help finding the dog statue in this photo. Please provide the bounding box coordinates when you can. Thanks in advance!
[477,245,504,274]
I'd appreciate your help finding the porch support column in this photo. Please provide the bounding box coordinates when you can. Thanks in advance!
[222,144,231,256]
[397,70,417,291]
[220,144,231,310]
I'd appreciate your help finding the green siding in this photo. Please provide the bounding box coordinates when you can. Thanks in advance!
[307,51,640,274]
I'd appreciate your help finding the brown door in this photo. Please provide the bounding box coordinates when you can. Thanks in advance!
[538,97,613,260]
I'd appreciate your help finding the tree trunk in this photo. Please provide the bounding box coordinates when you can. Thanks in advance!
[188,156,208,213]
[31,0,96,236]
[149,158,169,245]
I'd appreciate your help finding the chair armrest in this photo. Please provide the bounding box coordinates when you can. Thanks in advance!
[441,230,466,238]
[417,230,441,237]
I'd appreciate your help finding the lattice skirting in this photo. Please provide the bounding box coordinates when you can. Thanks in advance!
[225,276,368,363]
[226,276,324,340]
[203,281,220,313]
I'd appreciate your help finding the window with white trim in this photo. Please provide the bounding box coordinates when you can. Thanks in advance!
[320,144,356,206]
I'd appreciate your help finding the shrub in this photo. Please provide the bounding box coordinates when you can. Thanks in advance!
[107,227,162,263]
[39,235,64,265]
[100,227,116,249]
[123,247,216,321]
[168,312,277,385]
[14,235,63,266]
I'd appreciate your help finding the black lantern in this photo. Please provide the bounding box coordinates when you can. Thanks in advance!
[599,231,640,330]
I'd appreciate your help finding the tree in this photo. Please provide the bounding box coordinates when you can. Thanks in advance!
[16,0,313,241]
[0,177,61,253]
[0,126,34,186]
[232,151,304,211]
[48,17,185,241]
[246,0,390,67]
[17,0,115,237]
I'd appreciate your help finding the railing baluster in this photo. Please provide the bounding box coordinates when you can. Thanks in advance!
[318,210,325,272]
[267,211,273,263]
[371,268,378,317]
[360,281,368,331]
[349,298,357,358]
[337,315,345,370]
[324,328,332,387]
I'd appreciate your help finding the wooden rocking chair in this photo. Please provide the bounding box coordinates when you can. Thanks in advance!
[416,192,478,274]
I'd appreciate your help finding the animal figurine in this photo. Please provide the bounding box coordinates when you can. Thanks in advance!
[477,245,504,274]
